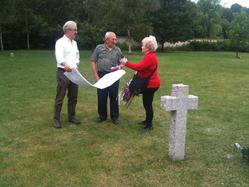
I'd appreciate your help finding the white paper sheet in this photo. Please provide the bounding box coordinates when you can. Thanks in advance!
[64,69,126,89]
[64,68,93,87]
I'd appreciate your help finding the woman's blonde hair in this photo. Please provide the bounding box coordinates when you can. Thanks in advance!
[142,35,158,51]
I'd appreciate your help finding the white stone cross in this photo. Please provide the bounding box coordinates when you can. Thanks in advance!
[160,84,198,161]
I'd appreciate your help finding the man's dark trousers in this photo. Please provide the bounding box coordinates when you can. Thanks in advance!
[54,68,78,121]
[97,71,119,121]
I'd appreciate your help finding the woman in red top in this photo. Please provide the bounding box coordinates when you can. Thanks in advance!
[121,35,160,130]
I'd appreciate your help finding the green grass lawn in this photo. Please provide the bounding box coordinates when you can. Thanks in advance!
[0,50,249,186]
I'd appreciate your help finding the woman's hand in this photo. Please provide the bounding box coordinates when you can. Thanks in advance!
[120,57,128,65]
[111,65,121,72]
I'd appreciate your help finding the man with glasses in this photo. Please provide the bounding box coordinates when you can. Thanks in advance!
[91,32,122,125]
[53,20,81,128]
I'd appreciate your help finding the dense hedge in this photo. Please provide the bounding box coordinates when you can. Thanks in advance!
[189,40,233,51]
[3,36,249,52]
[162,40,249,52]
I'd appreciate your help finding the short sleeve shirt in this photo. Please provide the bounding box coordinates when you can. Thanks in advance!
[91,44,122,72]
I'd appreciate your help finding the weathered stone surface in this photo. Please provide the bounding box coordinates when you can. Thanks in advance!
[160,84,198,161]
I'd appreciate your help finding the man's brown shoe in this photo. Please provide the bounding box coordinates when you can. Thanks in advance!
[54,119,62,129]
[69,117,81,125]
[112,118,120,125]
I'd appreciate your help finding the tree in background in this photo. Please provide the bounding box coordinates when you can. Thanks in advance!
[195,0,222,38]
[14,0,47,49]
[151,0,196,51]
[79,0,121,49]
[0,0,18,50]
[78,21,104,49]
[112,0,160,53]
[37,0,85,49]
[230,3,243,13]
[229,11,249,58]
[0,0,8,51]
[220,7,233,39]
[1,0,249,51]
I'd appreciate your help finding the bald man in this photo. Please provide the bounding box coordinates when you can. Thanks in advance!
[91,32,122,125]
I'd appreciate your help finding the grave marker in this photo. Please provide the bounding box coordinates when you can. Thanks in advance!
[161,84,198,160]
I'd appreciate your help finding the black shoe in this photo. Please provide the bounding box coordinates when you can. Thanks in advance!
[97,117,106,123]
[69,117,81,125]
[112,118,119,125]
[137,120,146,125]
[143,125,153,131]
[54,119,62,129]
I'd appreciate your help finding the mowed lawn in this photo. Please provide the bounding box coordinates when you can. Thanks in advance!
[0,50,248,186]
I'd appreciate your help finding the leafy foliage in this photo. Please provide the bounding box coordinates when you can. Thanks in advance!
[229,11,249,57]
[1,0,249,51]
[194,0,222,38]
[151,0,195,50]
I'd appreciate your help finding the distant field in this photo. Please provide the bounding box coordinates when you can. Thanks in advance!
[0,50,248,186]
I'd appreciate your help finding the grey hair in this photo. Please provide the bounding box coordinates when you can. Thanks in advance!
[105,31,116,40]
[142,35,158,51]
[63,21,77,33]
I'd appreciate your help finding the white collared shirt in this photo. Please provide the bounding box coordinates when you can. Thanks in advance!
[55,35,79,69]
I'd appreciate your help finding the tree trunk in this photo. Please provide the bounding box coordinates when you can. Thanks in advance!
[0,26,3,51]
[235,51,240,58]
[26,32,30,49]
[24,11,30,49]
[161,41,164,52]
[127,29,132,53]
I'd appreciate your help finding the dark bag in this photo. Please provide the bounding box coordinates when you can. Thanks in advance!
[129,65,158,95]
[129,74,149,95]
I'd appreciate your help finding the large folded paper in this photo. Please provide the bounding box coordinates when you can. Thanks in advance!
[64,69,126,89]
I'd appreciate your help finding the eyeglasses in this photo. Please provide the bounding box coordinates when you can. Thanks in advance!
[69,29,78,32]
